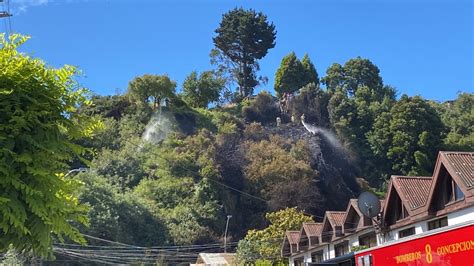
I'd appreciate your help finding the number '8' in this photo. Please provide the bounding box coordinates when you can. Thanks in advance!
[425,244,433,263]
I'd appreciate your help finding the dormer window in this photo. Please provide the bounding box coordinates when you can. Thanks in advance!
[344,209,360,233]
[436,165,464,209]
[394,192,408,221]
[454,183,464,201]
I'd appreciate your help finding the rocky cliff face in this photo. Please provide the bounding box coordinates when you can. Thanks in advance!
[264,122,361,218]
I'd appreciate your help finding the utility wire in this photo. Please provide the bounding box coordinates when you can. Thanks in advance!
[64,124,361,262]
[121,137,359,224]
[1,0,8,36]
[6,0,11,34]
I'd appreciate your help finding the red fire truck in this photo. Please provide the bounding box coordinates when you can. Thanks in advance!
[355,221,474,266]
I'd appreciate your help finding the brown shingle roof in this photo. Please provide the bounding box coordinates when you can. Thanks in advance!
[392,176,433,210]
[302,222,323,237]
[285,231,300,245]
[326,211,346,227]
[441,151,474,189]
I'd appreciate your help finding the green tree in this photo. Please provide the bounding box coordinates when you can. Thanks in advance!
[242,91,279,124]
[301,53,319,86]
[243,135,320,211]
[369,95,444,176]
[323,57,383,96]
[440,93,474,150]
[324,57,396,185]
[79,94,134,120]
[76,172,169,246]
[274,52,306,96]
[135,130,224,245]
[0,34,101,257]
[235,208,313,263]
[342,57,383,95]
[127,74,176,110]
[181,71,225,108]
[213,8,276,98]
[322,63,345,93]
[291,82,329,126]
[90,144,146,191]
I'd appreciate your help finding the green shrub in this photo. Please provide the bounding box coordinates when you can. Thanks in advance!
[242,91,279,124]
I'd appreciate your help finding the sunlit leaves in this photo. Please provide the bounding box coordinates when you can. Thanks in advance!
[0,34,100,257]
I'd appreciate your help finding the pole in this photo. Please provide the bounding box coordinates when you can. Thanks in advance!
[224,215,232,253]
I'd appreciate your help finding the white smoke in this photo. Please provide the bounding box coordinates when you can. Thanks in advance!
[301,120,343,150]
[142,109,176,144]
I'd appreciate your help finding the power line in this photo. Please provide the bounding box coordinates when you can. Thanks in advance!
[6,0,11,34]
[120,137,356,223]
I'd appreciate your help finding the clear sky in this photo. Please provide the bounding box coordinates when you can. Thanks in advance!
[5,0,473,101]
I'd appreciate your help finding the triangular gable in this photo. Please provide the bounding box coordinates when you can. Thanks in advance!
[300,222,323,247]
[298,225,310,251]
[383,177,411,226]
[343,199,370,233]
[423,152,474,214]
[321,212,334,243]
[321,211,345,242]
[281,230,300,256]
[281,234,292,257]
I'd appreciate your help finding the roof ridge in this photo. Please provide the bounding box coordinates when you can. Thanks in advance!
[392,175,432,179]
[440,151,474,155]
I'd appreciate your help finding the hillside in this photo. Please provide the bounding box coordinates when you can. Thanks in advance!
[63,87,471,263]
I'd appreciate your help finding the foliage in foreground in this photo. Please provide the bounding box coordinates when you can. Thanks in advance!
[235,208,313,263]
[0,34,101,257]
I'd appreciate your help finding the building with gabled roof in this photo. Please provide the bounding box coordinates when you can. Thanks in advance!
[281,151,474,266]
[281,230,300,257]
[382,176,433,228]
[298,222,323,252]
[191,253,235,266]
[321,211,345,243]
[343,199,375,234]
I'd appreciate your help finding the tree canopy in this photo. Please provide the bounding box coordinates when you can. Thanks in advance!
[274,52,319,96]
[181,71,225,108]
[0,34,101,257]
[323,57,383,95]
[235,208,313,263]
[302,54,319,86]
[213,8,276,98]
[127,74,176,110]
[274,52,306,96]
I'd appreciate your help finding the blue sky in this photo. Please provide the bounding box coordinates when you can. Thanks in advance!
[5,0,473,101]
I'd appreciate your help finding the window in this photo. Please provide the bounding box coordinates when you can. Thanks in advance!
[437,166,464,208]
[359,233,377,248]
[428,217,448,230]
[294,257,304,266]
[335,225,344,236]
[357,255,373,266]
[397,203,409,221]
[454,183,464,201]
[335,242,349,257]
[344,209,360,233]
[395,192,409,221]
[311,250,324,263]
[398,227,415,238]
[299,234,309,251]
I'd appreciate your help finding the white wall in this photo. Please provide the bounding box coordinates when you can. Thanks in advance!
[297,230,375,264]
[448,206,474,224]
[383,206,474,244]
[288,206,474,264]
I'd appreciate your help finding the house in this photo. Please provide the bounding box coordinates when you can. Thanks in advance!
[191,253,235,266]
[282,151,474,265]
